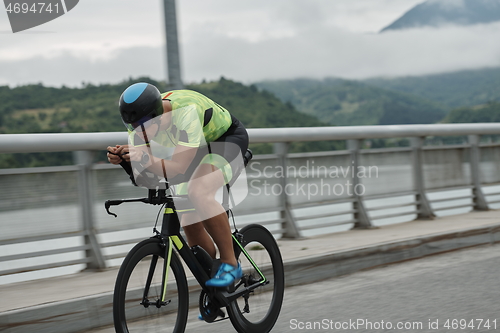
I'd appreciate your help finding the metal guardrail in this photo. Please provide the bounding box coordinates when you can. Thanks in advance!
[1,123,500,152]
[1,123,500,278]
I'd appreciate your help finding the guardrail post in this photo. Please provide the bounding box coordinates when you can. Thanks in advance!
[468,135,489,211]
[74,150,106,270]
[410,137,435,219]
[273,142,301,239]
[348,139,372,229]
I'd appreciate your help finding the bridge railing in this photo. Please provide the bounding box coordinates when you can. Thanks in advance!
[1,123,500,282]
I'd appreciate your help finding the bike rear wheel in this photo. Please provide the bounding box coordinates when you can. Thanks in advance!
[113,238,189,333]
[228,224,285,333]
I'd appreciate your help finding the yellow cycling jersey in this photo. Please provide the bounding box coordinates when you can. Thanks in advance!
[160,90,232,145]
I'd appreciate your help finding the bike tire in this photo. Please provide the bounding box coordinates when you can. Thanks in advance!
[228,224,285,333]
[113,238,189,333]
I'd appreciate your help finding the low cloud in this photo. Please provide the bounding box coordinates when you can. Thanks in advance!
[0,46,165,87]
[184,21,500,82]
[1,0,499,87]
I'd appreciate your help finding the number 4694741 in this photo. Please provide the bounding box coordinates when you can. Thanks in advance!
[5,2,60,14]
[444,319,497,330]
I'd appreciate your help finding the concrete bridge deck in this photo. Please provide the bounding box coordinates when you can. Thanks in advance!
[1,209,500,332]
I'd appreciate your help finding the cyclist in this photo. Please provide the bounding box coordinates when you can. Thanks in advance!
[107,82,249,287]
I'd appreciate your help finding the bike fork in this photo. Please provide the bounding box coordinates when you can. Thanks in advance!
[141,237,173,308]
[160,237,174,305]
[141,254,158,306]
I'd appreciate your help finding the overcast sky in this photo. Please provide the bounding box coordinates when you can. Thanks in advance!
[1,0,500,87]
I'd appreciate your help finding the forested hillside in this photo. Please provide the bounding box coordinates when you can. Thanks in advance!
[256,78,447,126]
[442,101,500,123]
[0,77,339,167]
[2,67,500,168]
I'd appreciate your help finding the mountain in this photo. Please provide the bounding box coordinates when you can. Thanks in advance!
[0,78,332,135]
[381,0,500,32]
[255,78,448,126]
[364,67,500,108]
[0,77,339,167]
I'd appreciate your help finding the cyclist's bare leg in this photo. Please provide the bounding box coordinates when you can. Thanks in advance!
[182,213,217,258]
[202,212,237,267]
[186,163,238,267]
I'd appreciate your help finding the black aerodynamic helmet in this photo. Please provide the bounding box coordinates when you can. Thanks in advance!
[119,82,163,131]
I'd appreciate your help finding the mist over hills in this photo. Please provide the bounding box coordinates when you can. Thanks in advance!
[381,0,500,32]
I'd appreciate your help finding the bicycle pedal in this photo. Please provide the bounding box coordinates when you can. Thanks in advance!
[198,308,226,322]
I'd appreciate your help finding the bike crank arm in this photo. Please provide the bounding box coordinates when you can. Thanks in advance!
[219,279,270,305]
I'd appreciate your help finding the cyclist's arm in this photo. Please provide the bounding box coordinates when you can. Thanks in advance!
[141,104,202,178]
[135,144,197,179]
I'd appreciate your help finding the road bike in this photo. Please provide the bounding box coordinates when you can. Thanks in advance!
[105,151,284,333]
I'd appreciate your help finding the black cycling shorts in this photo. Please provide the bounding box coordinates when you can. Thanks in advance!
[168,115,249,186]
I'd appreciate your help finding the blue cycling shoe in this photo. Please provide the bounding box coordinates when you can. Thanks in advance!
[205,262,242,288]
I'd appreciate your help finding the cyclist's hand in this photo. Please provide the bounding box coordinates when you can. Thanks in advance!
[116,145,131,163]
[107,146,121,164]
[107,145,130,164]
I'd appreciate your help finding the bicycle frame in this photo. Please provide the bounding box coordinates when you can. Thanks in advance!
[138,193,270,309]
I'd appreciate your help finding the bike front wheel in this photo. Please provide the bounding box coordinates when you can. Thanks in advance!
[113,237,189,333]
[228,224,285,333]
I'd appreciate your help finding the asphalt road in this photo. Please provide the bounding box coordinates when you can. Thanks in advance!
[87,243,500,333]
